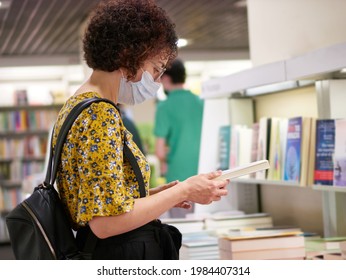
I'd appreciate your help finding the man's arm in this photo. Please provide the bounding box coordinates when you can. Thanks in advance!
[155,137,168,176]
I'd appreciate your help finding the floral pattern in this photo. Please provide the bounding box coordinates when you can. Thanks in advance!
[52,92,150,229]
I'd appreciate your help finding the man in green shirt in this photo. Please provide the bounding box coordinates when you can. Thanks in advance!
[154,59,204,218]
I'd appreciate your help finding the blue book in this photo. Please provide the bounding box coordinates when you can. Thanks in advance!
[218,125,231,170]
[284,117,302,182]
[314,119,335,185]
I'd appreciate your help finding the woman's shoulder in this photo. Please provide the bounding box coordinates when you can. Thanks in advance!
[61,92,121,119]
[53,92,122,142]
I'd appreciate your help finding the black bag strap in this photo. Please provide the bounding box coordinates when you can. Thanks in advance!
[44,97,146,197]
[123,142,146,198]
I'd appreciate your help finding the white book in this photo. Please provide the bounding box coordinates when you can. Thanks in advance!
[161,217,205,234]
[213,160,270,181]
[204,214,273,231]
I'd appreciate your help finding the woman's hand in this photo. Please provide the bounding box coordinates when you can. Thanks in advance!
[149,180,192,209]
[180,171,229,205]
[174,200,192,209]
[149,180,179,195]
[149,171,228,207]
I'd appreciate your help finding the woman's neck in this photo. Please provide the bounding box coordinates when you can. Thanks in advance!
[75,69,121,103]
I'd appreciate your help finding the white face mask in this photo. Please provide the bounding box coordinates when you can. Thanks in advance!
[118,70,161,105]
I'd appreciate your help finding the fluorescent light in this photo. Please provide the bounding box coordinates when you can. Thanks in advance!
[177,38,188,48]
[0,65,84,82]
[234,0,247,8]
[245,80,315,96]
[245,81,299,96]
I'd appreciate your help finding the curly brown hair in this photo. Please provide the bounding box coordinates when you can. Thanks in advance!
[83,0,178,78]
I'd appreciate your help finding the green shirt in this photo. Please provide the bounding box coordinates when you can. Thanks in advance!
[154,89,204,182]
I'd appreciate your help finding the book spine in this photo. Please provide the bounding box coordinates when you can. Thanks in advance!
[314,119,335,185]
[284,117,302,182]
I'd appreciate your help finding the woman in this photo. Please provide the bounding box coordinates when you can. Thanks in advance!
[52,0,229,259]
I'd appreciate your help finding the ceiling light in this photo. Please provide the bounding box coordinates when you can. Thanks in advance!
[234,0,247,8]
[177,38,189,48]
[0,0,11,9]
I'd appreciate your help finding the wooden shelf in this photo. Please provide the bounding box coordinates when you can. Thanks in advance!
[0,180,22,188]
[231,178,305,188]
[231,179,346,192]
[0,103,63,112]
[312,185,346,193]
[0,156,45,162]
[0,130,49,138]
[0,210,10,216]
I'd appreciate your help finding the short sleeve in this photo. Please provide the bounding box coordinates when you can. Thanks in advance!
[60,102,135,225]
[154,102,170,138]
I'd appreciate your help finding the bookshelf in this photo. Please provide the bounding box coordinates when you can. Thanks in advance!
[313,185,346,193]
[198,41,346,238]
[231,178,304,188]
[0,103,62,242]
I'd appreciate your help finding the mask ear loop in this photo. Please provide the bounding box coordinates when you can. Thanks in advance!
[129,68,145,85]
[120,69,126,80]
[139,68,146,79]
[141,68,157,83]
[121,68,143,81]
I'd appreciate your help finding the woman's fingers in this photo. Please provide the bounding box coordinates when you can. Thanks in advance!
[181,172,229,205]
[160,180,179,192]
[175,201,192,209]
[166,180,179,188]
[205,170,223,180]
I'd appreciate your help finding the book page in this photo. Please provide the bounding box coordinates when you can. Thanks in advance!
[213,160,270,181]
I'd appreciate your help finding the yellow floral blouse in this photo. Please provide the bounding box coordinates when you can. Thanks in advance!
[52,92,150,230]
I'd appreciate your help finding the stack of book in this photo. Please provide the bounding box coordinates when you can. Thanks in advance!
[180,231,219,260]
[162,217,205,234]
[323,252,343,260]
[305,236,346,260]
[340,241,346,259]
[218,229,305,260]
[204,213,273,234]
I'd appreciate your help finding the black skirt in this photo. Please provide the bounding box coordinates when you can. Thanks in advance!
[76,219,182,260]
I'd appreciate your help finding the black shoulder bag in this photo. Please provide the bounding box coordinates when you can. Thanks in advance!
[5,97,146,259]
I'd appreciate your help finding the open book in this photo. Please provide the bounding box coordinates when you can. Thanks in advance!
[213,160,270,181]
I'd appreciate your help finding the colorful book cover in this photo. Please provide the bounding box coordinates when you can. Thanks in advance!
[268,118,287,180]
[255,117,271,179]
[14,89,28,106]
[333,119,346,186]
[218,125,231,170]
[314,119,335,185]
[284,117,302,182]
